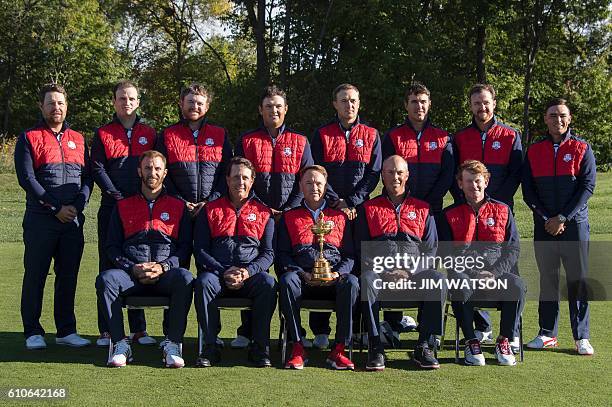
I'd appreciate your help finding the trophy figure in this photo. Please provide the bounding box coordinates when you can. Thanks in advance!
[310,212,336,281]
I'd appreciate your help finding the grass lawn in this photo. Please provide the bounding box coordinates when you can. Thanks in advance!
[0,172,611,405]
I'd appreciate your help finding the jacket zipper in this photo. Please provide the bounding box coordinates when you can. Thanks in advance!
[54,130,67,185]
[194,127,201,202]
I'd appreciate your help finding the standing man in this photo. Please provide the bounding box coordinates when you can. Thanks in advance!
[15,83,92,349]
[96,150,194,368]
[381,82,454,342]
[277,165,358,370]
[233,84,314,348]
[309,83,382,349]
[157,83,232,218]
[523,98,595,355]
[91,80,158,347]
[193,157,277,368]
[451,84,523,343]
[356,156,445,371]
[439,160,524,366]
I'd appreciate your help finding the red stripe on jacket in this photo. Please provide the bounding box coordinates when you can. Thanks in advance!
[454,125,515,165]
[163,123,225,164]
[363,195,429,239]
[283,207,346,248]
[241,130,305,174]
[527,138,587,178]
[117,194,185,239]
[99,122,156,159]
[444,201,508,243]
[318,122,376,163]
[206,196,271,239]
[26,128,85,169]
[388,125,448,164]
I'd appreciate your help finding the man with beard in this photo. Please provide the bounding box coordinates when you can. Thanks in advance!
[96,151,193,368]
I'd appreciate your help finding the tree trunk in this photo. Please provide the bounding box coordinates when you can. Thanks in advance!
[245,0,269,87]
[475,23,487,83]
[280,0,291,86]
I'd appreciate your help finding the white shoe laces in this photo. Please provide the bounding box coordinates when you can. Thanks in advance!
[113,339,130,357]
[164,341,181,357]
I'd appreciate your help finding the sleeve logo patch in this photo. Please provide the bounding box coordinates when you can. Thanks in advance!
[205,138,215,146]
[491,141,501,150]
[67,140,77,150]
[283,147,292,156]
[138,136,148,145]
[247,213,257,221]
[407,211,417,220]
[563,153,573,162]
[486,217,495,226]
[355,139,364,148]
[160,212,170,221]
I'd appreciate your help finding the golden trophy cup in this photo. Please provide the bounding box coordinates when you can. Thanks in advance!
[310,212,336,281]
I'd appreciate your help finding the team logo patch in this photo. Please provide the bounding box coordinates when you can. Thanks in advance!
[486,217,495,226]
[429,141,438,150]
[407,211,417,220]
[205,138,214,146]
[160,212,170,221]
[138,136,148,145]
[283,147,292,156]
[355,139,364,148]
[67,141,77,150]
[247,213,257,221]
[491,141,501,150]
[563,154,572,162]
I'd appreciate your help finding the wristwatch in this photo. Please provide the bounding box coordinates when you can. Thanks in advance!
[557,214,567,223]
[159,262,171,272]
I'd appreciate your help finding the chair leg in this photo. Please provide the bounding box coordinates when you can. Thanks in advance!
[197,323,203,357]
[280,315,288,366]
[107,339,113,366]
[519,315,524,362]
[277,314,284,351]
[455,315,460,363]
[441,302,450,350]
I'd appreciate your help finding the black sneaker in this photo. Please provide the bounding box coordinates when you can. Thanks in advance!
[366,345,385,371]
[247,343,272,368]
[196,345,221,367]
[413,343,440,369]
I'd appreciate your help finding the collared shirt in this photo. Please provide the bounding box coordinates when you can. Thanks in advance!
[304,200,327,222]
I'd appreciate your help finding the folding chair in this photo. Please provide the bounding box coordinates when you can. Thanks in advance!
[448,303,524,363]
[197,297,253,357]
[359,302,440,358]
[279,299,353,365]
[107,296,173,363]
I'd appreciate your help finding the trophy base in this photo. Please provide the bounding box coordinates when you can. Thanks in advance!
[312,260,334,282]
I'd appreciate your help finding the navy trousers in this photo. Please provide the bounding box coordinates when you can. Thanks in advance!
[194,272,277,349]
[95,267,193,343]
[279,272,359,345]
[21,211,85,338]
[534,220,590,339]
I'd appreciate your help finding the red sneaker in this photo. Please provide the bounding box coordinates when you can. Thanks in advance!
[285,342,307,370]
[326,343,355,370]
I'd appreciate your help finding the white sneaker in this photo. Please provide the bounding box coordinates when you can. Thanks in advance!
[464,339,486,366]
[510,337,520,354]
[301,336,313,348]
[56,333,91,347]
[526,334,558,349]
[130,331,157,346]
[162,341,184,368]
[230,335,250,349]
[495,338,517,366]
[96,332,111,347]
[313,334,329,349]
[475,329,494,344]
[575,339,594,356]
[108,339,132,367]
[398,315,417,332]
[25,334,47,350]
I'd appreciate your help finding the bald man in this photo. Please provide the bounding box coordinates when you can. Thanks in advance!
[355,156,445,370]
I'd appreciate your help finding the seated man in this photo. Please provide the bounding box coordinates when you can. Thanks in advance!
[193,157,277,368]
[356,155,445,371]
[438,160,524,366]
[277,165,358,370]
[96,150,194,368]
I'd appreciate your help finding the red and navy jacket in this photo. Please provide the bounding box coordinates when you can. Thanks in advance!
[382,118,454,213]
[451,116,522,207]
[91,115,157,207]
[156,119,232,203]
[15,121,92,215]
[194,193,274,277]
[105,190,192,272]
[311,117,381,207]
[438,196,519,277]
[276,200,354,275]
[235,125,313,211]
[522,130,595,224]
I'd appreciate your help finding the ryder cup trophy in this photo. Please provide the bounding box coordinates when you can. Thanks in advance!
[310,213,336,281]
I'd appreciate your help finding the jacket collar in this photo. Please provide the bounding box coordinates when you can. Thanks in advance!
[404,117,431,133]
[470,115,498,133]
